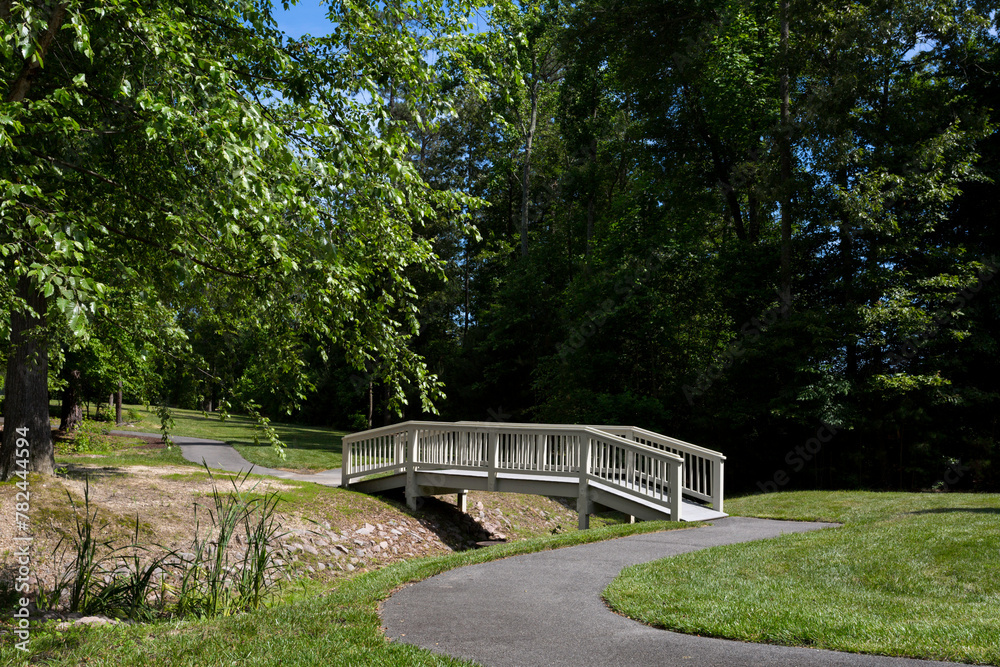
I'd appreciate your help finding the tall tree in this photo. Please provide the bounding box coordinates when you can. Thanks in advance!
[0,0,484,478]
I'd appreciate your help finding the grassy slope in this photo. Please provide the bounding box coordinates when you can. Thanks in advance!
[2,521,696,666]
[117,404,346,471]
[604,491,1000,665]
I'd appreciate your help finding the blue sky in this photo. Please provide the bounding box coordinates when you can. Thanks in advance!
[274,1,335,38]
[273,1,490,38]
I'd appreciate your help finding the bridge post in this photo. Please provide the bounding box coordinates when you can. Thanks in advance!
[577,436,593,529]
[487,429,499,492]
[668,460,682,521]
[342,434,351,489]
[457,490,468,513]
[405,426,420,511]
[711,458,725,513]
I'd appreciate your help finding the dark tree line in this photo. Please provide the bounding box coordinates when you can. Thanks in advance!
[5,0,997,493]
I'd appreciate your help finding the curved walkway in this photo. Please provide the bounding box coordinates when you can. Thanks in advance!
[381,517,958,667]
[109,430,341,487]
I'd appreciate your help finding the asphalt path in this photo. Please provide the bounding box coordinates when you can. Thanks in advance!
[109,430,341,487]
[381,517,962,667]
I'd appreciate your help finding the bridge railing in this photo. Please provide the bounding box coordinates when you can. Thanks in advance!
[593,426,725,512]
[455,421,725,512]
[342,421,686,520]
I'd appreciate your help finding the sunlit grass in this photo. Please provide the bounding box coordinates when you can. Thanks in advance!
[605,491,1000,664]
[116,404,346,471]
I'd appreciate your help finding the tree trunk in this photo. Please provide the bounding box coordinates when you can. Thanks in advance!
[520,57,540,258]
[585,132,598,257]
[839,167,857,379]
[520,134,534,258]
[59,368,84,432]
[365,381,374,430]
[1,275,54,479]
[778,0,793,296]
[116,380,123,425]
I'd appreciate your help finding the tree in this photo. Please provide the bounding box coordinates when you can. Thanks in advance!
[0,0,484,478]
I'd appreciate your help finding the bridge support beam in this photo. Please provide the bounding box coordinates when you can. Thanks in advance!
[405,427,420,511]
[457,489,468,513]
[577,495,592,530]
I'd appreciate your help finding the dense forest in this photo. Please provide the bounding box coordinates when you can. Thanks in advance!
[3,0,998,493]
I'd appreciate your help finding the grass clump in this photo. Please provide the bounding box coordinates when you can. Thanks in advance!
[604,491,1000,664]
[34,467,285,623]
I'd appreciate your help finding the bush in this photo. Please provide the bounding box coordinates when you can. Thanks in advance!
[71,421,113,454]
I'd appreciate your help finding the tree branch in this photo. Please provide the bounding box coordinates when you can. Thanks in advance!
[5,3,68,103]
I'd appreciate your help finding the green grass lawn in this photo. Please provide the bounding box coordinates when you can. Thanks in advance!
[604,491,1000,664]
[116,404,347,471]
[2,521,695,666]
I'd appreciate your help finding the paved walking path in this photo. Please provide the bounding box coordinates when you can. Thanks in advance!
[381,517,959,667]
[109,430,341,486]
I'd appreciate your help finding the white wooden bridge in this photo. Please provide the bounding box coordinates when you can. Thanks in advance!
[341,422,727,526]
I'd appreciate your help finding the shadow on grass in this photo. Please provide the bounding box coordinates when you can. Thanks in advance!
[59,465,130,481]
[908,507,1000,515]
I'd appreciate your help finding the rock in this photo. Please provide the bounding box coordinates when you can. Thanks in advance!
[345,563,355,572]
[300,543,319,555]
[355,524,375,536]
[55,616,119,631]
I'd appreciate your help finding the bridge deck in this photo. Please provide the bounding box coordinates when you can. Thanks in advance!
[352,470,727,523]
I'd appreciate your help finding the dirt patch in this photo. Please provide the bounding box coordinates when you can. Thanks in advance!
[1,453,616,612]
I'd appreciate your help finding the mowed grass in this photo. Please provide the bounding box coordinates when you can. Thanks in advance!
[118,404,346,471]
[1,520,696,666]
[604,491,1000,664]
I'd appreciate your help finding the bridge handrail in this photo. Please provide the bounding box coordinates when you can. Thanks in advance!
[342,421,685,520]
[453,421,724,512]
[595,425,725,512]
